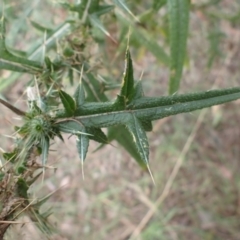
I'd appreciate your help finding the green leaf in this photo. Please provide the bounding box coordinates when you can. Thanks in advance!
[128,87,240,109]
[76,131,89,163]
[0,16,42,73]
[71,87,240,129]
[76,127,90,179]
[86,127,108,144]
[56,120,88,135]
[125,114,149,166]
[168,0,190,94]
[108,125,147,168]
[120,48,134,102]
[58,90,76,116]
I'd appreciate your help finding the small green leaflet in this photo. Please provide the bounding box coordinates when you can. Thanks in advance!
[59,90,76,116]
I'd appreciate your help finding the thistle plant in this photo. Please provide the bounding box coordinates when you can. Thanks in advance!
[0,0,240,238]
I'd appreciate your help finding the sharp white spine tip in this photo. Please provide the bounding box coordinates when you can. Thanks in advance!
[147,164,155,186]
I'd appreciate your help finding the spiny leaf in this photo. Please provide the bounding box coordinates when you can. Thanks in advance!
[168,0,190,94]
[125,114,149,166]
[108,125,147,168]
[76,130,89,179]
[86,127,108,144]
[0,17,42,72]
[71,87,240,129]
[58,90,76,116]
[128,87,240,109]
[120,48,134,102]
[56,120,88,135]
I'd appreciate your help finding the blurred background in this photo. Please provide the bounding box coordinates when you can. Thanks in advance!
[1,0,240,239]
